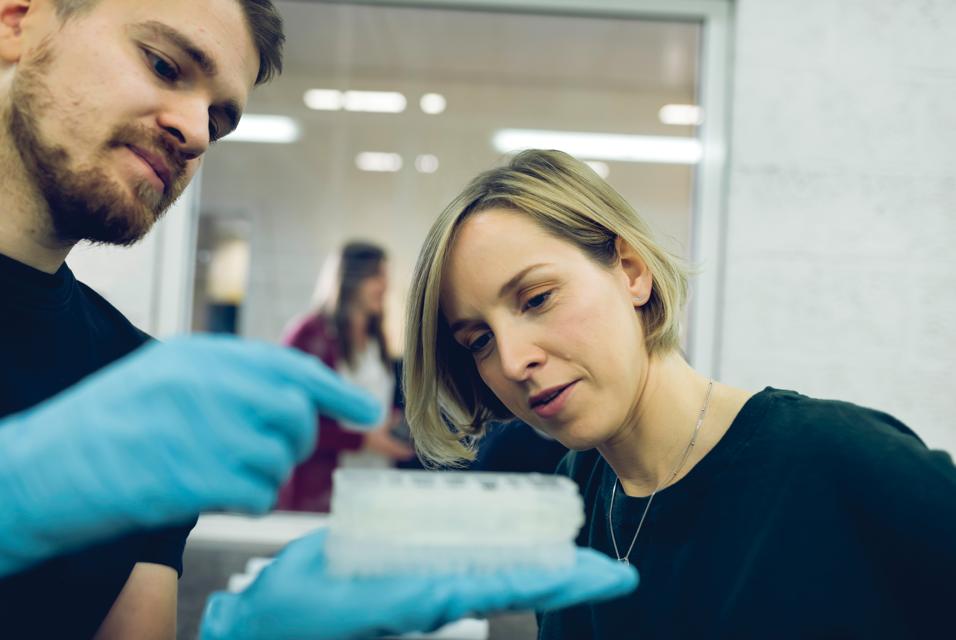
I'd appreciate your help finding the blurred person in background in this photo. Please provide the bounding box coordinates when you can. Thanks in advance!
[404,149,956,639]
[278,241,415,512]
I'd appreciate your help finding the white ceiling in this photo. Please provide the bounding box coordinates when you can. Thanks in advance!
[200,2,702,342]
[276,1,700,92]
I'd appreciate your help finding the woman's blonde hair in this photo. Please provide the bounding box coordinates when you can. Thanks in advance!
[404,150,688,467]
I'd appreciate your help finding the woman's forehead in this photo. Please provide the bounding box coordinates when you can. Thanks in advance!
[438,211,583,321]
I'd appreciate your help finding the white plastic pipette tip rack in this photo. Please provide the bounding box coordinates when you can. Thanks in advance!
[327,469,585,577]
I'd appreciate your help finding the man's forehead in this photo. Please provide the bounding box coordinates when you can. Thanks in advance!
[114,0,260,90]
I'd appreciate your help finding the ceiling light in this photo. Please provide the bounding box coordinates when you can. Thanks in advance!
[585,161,610,179]
[415,154,440,173]
[420,93,447,115]
[658,104,704,126]
[304,89,408,114]
[343,91,406,113]
[356,152,403,172]
[304,89,344,111]
[226,115,301,144]
[492,129,702,165]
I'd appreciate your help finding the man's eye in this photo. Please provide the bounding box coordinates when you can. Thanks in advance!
[144,49,179,83]
[467,333,492,353]
[523,291,552,311]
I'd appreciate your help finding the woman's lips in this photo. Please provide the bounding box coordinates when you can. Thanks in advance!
[530,381,578,419]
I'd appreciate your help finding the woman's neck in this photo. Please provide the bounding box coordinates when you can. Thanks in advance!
[596,352,751,497]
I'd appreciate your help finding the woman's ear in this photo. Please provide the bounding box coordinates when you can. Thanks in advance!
[614,236,653,306]
[0,2,31,65]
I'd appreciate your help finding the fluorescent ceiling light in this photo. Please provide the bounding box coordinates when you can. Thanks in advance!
[492,129,702,165]
[304,89,343,111]
[659,104,704,126]
[420,93,447,115]
[585,161,610,179]
[304,89,407,114]
[415,154,440,173]
[343,91,406,113]
[356,152,403,172]
[226,115,300,144]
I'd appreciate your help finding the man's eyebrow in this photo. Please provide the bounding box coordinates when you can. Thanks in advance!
[448,263,552,335]
[135,20,219,77]
[133,21,242,133]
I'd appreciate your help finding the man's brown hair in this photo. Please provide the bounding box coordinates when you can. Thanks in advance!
[52,0,283,85]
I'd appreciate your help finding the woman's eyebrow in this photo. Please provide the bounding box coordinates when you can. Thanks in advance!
[496,263,552,299]
[447,263,553,335]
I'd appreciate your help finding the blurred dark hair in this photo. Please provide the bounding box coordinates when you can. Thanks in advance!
[316,241,389,367]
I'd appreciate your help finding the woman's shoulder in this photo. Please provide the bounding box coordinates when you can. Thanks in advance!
[754,387,922,445]
[281,313,338,360]
[283,312,330,338]
[555,448,605,493]
[752,387,953,485]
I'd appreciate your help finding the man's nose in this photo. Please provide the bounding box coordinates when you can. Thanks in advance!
[156,97,210,160]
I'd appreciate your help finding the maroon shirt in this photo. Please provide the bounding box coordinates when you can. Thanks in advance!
[276,313,368,512]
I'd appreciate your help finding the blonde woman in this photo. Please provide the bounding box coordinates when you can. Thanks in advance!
[403,150,956,638]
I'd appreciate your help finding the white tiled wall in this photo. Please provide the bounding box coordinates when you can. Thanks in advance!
[721,0,956,452]
[68,182,199,338]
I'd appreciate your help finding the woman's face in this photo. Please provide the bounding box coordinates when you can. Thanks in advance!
[356,262,388,315]
[440,209,650,450]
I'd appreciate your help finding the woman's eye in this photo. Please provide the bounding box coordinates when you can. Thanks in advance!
[524,291,552,311]
[208,120,220,142]
[467,333,492,353]
[145,49,179,83]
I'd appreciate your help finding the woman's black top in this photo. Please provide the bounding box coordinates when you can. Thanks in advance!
[539,388,956,639]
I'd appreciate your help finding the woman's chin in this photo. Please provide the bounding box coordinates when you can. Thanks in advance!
[545,423,610,452]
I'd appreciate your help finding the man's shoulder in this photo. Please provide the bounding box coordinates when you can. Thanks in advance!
[73,279,152,348]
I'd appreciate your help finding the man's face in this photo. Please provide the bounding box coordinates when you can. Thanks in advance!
[7,0,260,245]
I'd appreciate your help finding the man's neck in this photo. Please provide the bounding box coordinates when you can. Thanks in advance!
[0,129,73,274]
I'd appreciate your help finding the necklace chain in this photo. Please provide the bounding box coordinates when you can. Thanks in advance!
[608,379,714,565]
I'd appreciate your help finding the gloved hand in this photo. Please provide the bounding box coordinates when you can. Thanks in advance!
[199,529,638,640]
[0,335,381,577]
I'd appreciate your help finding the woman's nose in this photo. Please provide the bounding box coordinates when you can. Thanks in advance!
[496,329,546,382]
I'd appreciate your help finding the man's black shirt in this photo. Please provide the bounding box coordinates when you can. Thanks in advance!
[0,252,195,638]
[539,388,956,639]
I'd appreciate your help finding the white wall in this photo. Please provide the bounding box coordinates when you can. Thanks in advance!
[66,182,200,338]
[721,0,956,452]
[201,69,697,349]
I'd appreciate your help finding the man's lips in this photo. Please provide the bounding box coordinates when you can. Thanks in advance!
[529,381,578,409]
[127,145,172,193]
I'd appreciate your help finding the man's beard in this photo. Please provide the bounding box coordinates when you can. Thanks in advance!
[7,42,189,246]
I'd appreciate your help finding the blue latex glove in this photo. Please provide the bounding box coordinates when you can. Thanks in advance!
[0,335,381,577]
[199,529,638,640]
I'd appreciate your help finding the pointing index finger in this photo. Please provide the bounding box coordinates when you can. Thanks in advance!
[242,341,384,427]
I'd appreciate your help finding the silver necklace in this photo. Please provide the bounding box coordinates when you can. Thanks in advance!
[608,379,714,566]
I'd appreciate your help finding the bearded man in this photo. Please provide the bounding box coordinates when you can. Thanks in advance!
[0,0,280,636]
